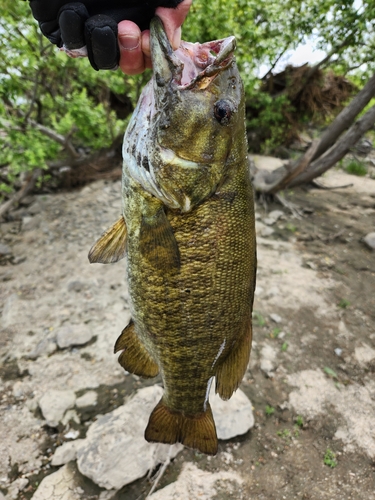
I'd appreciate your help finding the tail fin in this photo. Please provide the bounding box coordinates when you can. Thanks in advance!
[145,399,218,455]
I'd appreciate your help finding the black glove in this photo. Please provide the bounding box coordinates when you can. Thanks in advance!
[27,0,183,70]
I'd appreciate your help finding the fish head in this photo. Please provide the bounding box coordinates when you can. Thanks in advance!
[124,18,246,212]
[150,17,244,187]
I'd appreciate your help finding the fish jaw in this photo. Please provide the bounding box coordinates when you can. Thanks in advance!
[122,17,244,213]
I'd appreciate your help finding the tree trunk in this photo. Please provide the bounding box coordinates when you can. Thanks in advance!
[289,103,375,187]
[252,71,375,194]
[310,70,375,161]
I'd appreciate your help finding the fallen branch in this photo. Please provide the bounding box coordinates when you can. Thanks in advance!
[0,168,41,219]
[268,139,320,194]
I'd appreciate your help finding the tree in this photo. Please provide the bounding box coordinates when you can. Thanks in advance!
[1,0,375,212]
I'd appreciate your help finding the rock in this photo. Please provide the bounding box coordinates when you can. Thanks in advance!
[39,389,76,427]
[334,348,343,357]
[7,478,29,499]
[263,210,284,226]
[354,344,375,366]
[51,440,85,466]
[76,391,97,408]
[64,429,80,440]
[255,221,275,237]
[61,409,80,426]
[28,337,57,359]
[260,344,277,376]
[77,386,183,490]
[98,491,117,500]
[0,243,11,255]
[56,325,94,349]
[67,281,85,293]
[363,232,375,250]
[148,462,243,500]
[0,492,5,500]
[270,313,282,323]
[31,463,82,500]
[210,386,254,440]
[1,294,19,328]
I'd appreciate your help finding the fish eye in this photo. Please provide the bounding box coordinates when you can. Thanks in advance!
[214,100,234,125]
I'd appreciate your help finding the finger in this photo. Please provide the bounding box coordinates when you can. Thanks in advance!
[28,0,66,44]
[141,30,151,59]
[156,0,193,50]
[58,3,89,50]
[118,21,145,75]
[85,14,119,71]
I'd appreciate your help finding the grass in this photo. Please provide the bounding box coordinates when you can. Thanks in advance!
[344,159,367,176]
[253,311,266,327]
[270,327,281,339]
[286,223,298,233]
[324,366,338,379]
[324,448,337,468]
[277,429,291,439]
[265,405,275,416]
[338,298,350,309]
[281,342,288,352]
[295,415,304,428]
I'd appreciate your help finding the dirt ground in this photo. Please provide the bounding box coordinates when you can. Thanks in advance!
[0,166,374,499]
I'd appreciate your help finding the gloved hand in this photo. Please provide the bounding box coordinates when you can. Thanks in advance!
[27,0,184,70]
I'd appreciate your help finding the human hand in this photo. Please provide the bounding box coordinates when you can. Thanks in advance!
[118,0,192,74]
[27,0,192,73]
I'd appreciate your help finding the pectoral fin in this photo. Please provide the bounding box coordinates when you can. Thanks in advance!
[114,320,159,378]
[88,216,127,264]
[139,208,180,271]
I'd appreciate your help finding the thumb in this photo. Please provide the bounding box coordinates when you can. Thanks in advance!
[156,0,193,50]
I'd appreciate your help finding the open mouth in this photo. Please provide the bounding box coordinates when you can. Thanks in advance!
[173,37,236,89]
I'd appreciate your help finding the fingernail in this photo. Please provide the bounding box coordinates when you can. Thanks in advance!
[119,35,140,51]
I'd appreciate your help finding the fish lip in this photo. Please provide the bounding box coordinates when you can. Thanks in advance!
[174,36,236,90]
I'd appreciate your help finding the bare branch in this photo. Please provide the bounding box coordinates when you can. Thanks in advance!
[290,103,375,186]
[0,169,42,219]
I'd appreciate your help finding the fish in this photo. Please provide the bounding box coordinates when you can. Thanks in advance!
[89,17,256,456]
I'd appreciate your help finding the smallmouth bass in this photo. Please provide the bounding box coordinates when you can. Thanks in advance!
[89,17,256,455]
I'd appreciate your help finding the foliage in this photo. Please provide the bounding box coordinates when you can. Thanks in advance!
[0,1,147,200]
[265,405,275,416]
[324,448,337,468]
[2,0,375,200]
[344,159,368,176]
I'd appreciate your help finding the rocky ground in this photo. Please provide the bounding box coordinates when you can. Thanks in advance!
[0,163,374,499]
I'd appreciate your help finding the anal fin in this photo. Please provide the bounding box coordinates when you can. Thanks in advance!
[88,216,127,264]
[114,320,159,378]
[215,318,252,400]
[145,399,218,455]
[139,208,180,271]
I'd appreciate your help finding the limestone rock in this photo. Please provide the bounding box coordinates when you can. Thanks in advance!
[211,386,254,440]
[76,391,97,408]
[363,232,375,250]
[0,243,11,255]
[260,343,278,376]
[31,464,82,500]
[51,440,85,466]
[56,324,94,349]
[77,386,183,490]
[149,462,243,500]
[39,389,76,427]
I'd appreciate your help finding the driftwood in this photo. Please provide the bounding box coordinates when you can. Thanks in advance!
[252,69,375,194]
[0,168,41,219]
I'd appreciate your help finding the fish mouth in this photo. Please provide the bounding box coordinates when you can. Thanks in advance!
[173,37,236,89]
[150,17,236,91]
